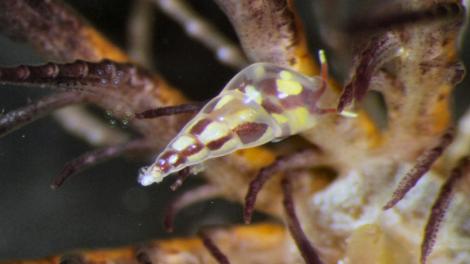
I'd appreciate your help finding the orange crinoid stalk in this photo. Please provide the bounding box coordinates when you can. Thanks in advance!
[0,0,469,264]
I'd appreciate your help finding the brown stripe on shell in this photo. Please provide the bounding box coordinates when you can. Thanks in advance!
[158,150,187,172]
[302,89,322,113]
[279,94,305,109]
[181,142,204,157]
[261,98,284,114]
[338,34,400,112]
[234,122,268,144]
[190,118,212,135]
[257,78,278,96]
[279,89,317,112]
[206,134,233,150]
[171,155,187,168]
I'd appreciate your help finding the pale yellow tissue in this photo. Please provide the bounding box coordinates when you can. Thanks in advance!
[345,224,415,264]
[287,107,310,133]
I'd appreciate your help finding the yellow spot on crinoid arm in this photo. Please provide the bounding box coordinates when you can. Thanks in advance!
[276,79,303,96]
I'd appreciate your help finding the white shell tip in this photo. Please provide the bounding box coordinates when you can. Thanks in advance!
[138,165,164,186]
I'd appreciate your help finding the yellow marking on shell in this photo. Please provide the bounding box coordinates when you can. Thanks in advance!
[279,70,293,80]
[254,65,265,79]
[236,108,257,122]
[198,122,230,144]
[245,85,262,104]
[286,107,312,133]
[171,135,196,151]
[224,108,258,130]
[272,113,289,124]
[214,94,234,110]
[276,79,303,96]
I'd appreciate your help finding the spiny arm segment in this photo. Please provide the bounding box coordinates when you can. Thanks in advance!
[244,149,320,224]
[346,2,464,34]
[0,91,84,138]
[50,139,150,189]
[138,62,331,186]
[198,229,231,264]
[383,127,454,210]
[0,60,152,89]
[421,156,470,264]
[282,174,324,264]
[0,60,155,140]
[135,102,205,119]
[337,33,402,112]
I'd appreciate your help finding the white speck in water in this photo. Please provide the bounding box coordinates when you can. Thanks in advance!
[122,187,150,213]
